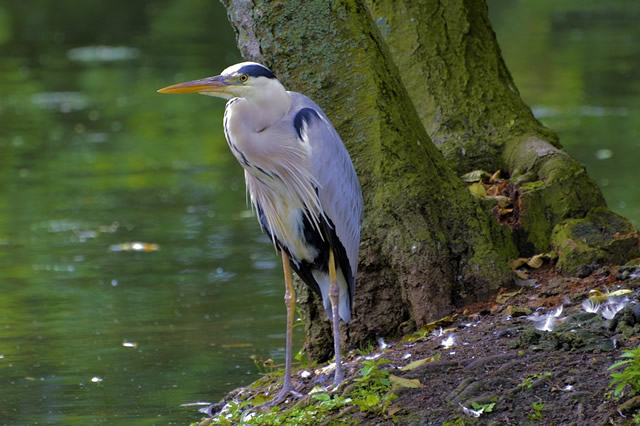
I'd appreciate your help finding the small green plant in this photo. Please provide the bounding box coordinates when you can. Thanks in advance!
[355,358,392,385]
[207,358,401,424]
[471,401,496,413]
[350,358,397,414]
[250,355,276,375]
[518,371,552,389]
[609,344,640,399]
[293,305,306,329]
[528,400,545,421]
[206,393,352,425]
[355,342,376,356]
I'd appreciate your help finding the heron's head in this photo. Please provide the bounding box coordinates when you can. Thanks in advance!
[157,62,282,100]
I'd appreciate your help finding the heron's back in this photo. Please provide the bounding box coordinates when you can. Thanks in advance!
[225,91,362,321]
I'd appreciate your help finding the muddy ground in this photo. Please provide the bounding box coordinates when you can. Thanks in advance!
[198,264,640,425]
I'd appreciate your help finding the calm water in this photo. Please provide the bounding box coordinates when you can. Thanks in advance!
[0,1,301,424]
[0,1,639,424]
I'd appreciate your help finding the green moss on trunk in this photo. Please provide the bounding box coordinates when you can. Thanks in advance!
[551,208,640,274]
[366,0,558,174]
[368,0,638,269]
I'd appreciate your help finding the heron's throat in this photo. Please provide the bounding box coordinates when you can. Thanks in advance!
[245,86,291,132]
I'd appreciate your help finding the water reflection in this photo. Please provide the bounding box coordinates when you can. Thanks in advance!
[67,46,140,63]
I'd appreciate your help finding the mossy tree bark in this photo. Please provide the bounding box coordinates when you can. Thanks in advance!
[367,0,639,268]
[220,0,639,359]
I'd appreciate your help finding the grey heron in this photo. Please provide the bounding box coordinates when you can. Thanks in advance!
[158,62,363,404]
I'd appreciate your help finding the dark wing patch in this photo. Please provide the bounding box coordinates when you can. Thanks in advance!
[289,213,354,316]
[237,64,276,79]
[256,203,354,318]
[323,216,354,314]
[256,202,321,297]
[293,108,321,140]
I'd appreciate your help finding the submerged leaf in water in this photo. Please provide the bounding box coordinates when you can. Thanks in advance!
[109,242,160,252]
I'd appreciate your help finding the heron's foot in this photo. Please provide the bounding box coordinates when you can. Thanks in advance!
[259,384,303,408]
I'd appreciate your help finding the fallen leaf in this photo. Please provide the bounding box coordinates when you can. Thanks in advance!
[420,315,457,333]
[496,288,523,304]
[514,270,529,279]
[468,182,487,198]
[308,386,326,395]
[509,258,528,270]
[389,374,422,389]
[504,305,532,317]
[491,195,512,208]
[609,289,632,297]
[489,170,501,183]
[461,170,491,183]
[527,254,546,268]
[387,407,402,416]
[400,354,441,371]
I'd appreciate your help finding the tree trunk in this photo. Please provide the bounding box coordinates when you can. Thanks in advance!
[220,0,639,360]
[221,0,515,360]
[367,0,639,269]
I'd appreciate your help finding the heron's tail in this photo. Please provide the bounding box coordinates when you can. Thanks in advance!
[313,269,351,323]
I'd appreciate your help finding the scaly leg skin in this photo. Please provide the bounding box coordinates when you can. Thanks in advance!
[328,247,344,385]
[262,251,303,407]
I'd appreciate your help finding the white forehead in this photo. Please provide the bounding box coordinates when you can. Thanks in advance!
[222,61,262,76]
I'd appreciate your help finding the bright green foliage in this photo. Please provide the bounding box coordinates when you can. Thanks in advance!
[205,394,352,426]
[355,359,392,386]
[471,401,496,413]
[351,359,397,414]
[528,401,545,421]
[355,342,376,356]
[204,358,398,425]
[518,371,552,390]
[609,345,640,399]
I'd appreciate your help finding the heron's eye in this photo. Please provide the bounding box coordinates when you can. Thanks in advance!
[239,74,248,82]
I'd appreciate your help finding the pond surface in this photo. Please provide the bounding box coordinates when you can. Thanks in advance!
[0,1,638,424]
[0,1,300,424]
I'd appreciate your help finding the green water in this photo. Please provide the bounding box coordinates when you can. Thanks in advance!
[0,1,639,424]
[0,1,299,424]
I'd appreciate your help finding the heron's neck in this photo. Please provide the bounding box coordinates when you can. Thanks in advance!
[243,85,291,132]
[224,84,292,168]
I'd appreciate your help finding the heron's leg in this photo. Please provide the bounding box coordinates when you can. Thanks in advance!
[328,247,344,385]
[281,249,296,392]
[264,250,302,406]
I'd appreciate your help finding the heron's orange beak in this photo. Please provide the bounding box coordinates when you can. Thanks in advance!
[157,75,229,95]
